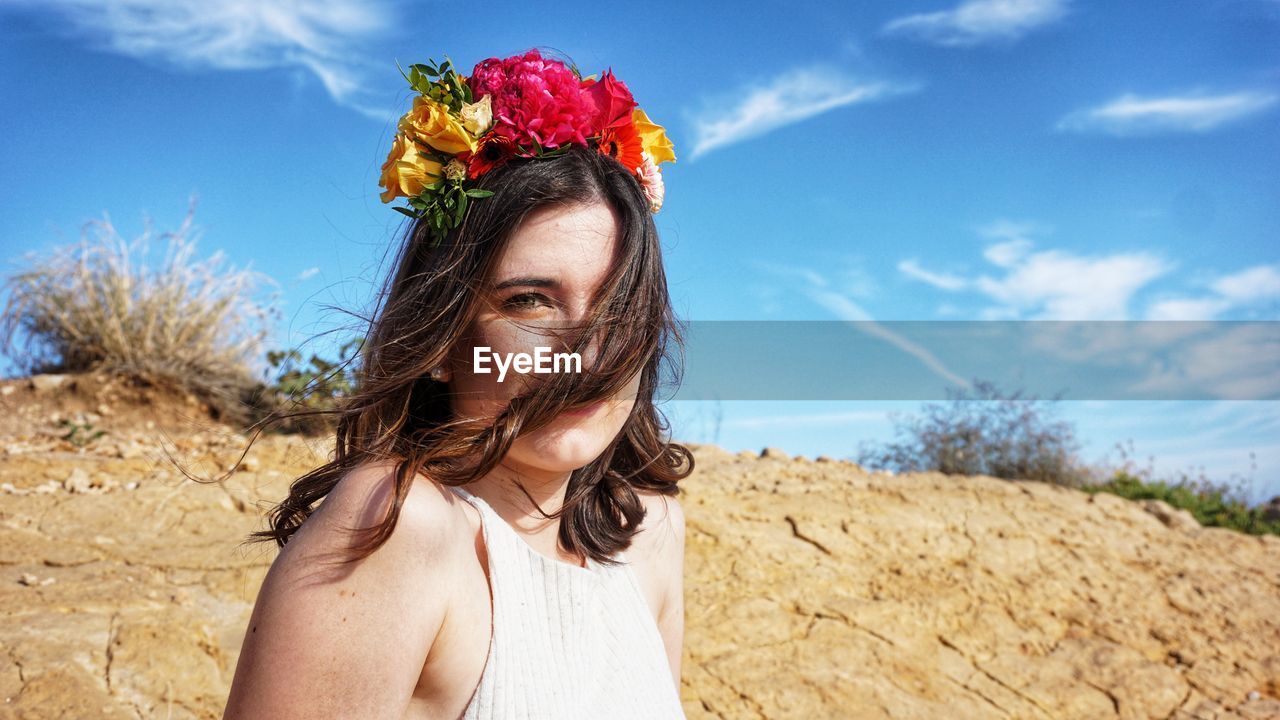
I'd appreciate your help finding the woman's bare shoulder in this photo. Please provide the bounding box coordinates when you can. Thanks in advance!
[327,459,465,541]
[223,461,467,718]
[635,488,684,532]
[629,489,685,566]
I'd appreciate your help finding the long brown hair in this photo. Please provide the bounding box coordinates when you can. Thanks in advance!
[241,143,692,567]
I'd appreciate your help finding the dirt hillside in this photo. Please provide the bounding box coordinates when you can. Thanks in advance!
[2,372,1278,719]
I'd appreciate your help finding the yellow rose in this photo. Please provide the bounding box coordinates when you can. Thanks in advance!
[398,95,477,155]
[459,94,493,136]
[379,133,443,203]
[632,107,676,164]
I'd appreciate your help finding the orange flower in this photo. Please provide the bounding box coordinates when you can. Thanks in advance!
[597,119,644,173]
[467,132,518,179]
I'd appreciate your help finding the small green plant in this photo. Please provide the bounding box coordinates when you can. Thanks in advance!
[264,337,361,402]
[1082,440,1277,536]
[59,418,107,447]
[855,378,1089,487]
[251,336,363,433]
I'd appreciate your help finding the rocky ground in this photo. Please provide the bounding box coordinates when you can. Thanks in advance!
[1,372,1278,719]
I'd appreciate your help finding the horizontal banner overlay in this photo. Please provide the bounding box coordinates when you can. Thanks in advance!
[644,321,1280,401]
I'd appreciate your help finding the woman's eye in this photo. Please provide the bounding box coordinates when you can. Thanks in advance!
[503,293,553,311]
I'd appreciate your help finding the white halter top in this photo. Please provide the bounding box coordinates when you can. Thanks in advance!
[447,485,686,719]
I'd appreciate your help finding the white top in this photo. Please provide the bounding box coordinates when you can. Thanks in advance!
[447,484,686,720]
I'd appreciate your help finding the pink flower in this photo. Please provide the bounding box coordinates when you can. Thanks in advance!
[635,151,665,213]
[468,50,598,151]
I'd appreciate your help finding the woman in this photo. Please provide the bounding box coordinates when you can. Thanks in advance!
[222,49,693,719]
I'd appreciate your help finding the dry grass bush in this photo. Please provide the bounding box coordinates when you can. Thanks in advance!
[0,196,280,426]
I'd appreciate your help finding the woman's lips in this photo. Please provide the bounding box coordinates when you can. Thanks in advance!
[562,400,605,417]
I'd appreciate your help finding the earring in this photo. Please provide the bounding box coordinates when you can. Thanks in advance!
[430,366,447,382]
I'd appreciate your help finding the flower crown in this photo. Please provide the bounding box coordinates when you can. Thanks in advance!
[379,50,676,246]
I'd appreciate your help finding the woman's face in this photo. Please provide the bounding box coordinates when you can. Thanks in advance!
[446,199,643,478]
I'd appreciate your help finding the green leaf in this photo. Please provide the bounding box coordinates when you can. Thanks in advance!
[454,193,467,224]
[465,189,494,198]
[392,206,420,220]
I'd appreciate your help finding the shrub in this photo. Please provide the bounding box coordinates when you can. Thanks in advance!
[244,337,363,434]
[0,197,280,425]
[1082,440,1277,536]
[855,378,1090,487]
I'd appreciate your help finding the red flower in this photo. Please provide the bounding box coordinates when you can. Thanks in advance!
[467,132,517,179]
[597,118,644,173]
[582,69,636,133]
[467,50,597,151]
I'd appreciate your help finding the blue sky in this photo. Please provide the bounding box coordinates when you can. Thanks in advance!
[1,0,1278,504]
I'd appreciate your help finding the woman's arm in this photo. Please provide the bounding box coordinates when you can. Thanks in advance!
[654,496,686,688]
[223,464,458,719]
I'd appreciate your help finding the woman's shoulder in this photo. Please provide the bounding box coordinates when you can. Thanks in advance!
[224,460,465,716]
[629,489,685,568]
[325,459,469,552]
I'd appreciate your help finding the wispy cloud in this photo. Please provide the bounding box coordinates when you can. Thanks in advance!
[899,219,1174,319]
[900,222,1280,321]
[898,259,967,290]
[1056,90,1279,135]
[688,66,920,159]
[1146,264,1280,320]
[296,267,321,281]
[3,0,394,120]
[751,260,971,389]
[882,0,1069,47]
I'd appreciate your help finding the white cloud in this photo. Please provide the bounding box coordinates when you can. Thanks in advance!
[975,219,1043,267]
[899,221,1280,322]
[1056,90,1278,135]
[1145,297,1233,321]
[882,0,1069,47]
[976,248,1171,319]
[899,219,1174,319]
[296,267,321,281]
[976,218,1042,241]
[1146,264,1280,320]
[1212,264,1280,303]
[982,239,1033,268]
[4,0,394,120]
[688,67,919,159]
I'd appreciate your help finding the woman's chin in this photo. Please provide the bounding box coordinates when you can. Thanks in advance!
[516,423,614,473]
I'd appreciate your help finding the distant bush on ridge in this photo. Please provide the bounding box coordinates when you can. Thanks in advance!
[855,378,1090,487]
